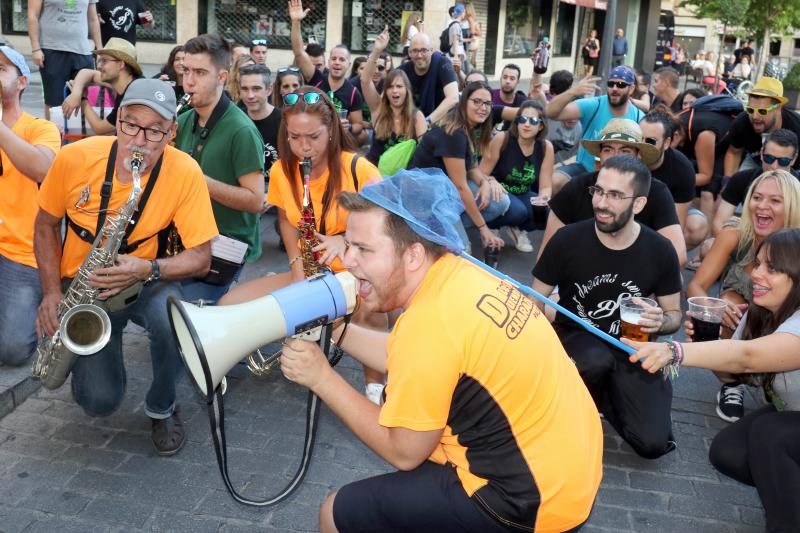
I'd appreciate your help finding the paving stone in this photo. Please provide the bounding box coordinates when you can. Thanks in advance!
[630,510,736,533]
[0,408,64,437]
[738,506,766,527]
[597,487,669,513]
[0,503,38,533]
[58,445,130,471]
[691,480,762,507]
[21,516,113,533]
[669,494,740,522]
[587,504,632,530]
[599,466,628,488]
[629,471,695,496]
[79,496,156,528]
[196,489,273,522]
[145,508,224,533]
[126,481,210,513]
[17,486,94,516]
[0,432,71,460]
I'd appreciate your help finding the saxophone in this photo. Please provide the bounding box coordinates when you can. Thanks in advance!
[246,157,323,376]
[32,151,146,390]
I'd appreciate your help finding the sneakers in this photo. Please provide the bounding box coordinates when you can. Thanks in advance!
[365,383,385,405]
[508,227,534,253]
[716,383,745,422]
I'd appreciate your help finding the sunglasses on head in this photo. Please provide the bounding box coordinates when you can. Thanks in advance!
[251,39,267,46]
[607,81,629,89]
[283,92,322,106]
[745,103,779,116]
[516,115,541,125]
[762,153,793,166]
[278,66,301,74]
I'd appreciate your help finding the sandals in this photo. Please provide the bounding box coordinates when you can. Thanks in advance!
[151,408,186,457]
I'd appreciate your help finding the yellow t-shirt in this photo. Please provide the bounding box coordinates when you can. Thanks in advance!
[38,136,219,278]
[0,113,62,268]
[380,254,603,532]
[267,152,381,272]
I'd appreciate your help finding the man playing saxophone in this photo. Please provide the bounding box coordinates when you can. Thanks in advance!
[34,79,219,456]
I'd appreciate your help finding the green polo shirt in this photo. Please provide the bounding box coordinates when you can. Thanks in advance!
[175,103,264,262]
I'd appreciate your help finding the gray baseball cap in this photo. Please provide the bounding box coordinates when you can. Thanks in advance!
[119,79,177,120]
[0,46,30,77]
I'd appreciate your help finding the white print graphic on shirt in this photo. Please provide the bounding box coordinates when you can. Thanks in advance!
[263,142,278,178]
[108,5,136,33]
[571,276,642,335]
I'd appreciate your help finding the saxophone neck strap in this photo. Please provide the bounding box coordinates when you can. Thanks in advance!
[68,140,165,252]
[190,92,231,161]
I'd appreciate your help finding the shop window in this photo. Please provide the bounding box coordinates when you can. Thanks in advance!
[554,2,575,57]
[206,0,327,49]
[503,0,552,58]
[342,0,424,54]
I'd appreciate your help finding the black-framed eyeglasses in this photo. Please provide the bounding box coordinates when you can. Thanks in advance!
[118,120,170,142]
[643,137,658,146]
[607,81,629,89]
[763,153,793,166]
[587,185,636,202]
[516,115,541,125]
[278,66,301,74]
[469,97,492,110]
[283,92,321,106]
[251,39,268,46]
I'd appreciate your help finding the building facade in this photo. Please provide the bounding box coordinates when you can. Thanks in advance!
[2,0,696,77]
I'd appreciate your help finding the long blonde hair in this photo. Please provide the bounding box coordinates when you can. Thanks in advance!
[738,169,800,263]
[227,54,255,103]
[400,13,422,44]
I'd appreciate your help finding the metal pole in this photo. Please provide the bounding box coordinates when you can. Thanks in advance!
[597,0,618,83]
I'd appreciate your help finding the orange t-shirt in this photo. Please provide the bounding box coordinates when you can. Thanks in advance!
[267,152,381,271]
[38,136,219,278]
[0,113,62,268]
[380,254,603,532]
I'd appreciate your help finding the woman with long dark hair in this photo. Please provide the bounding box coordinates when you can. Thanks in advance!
[157,45,186,99]
[626,228,800,533]
[409,80,508,254]
[273,67,306,111]
[478,100,553,252]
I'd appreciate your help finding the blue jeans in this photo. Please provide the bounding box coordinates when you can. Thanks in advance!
[488,191,539,231]
[0,254,42,366]
[70,281,183,419]
[456,181,511,248]
[180,265,243,305]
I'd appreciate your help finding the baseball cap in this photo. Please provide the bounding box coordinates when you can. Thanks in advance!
[120,79,178,121]
[0,46,30,77]
[454,3,465,17]
[608,65,635,85]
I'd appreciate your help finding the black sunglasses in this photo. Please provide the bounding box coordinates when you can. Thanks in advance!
[763,153,793,166]
[283,92,322,106]
[516,115,541,125]
[643,137,658,146]
[607,81,629,89]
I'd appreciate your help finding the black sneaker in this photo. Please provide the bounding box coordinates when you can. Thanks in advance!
[716,383,745,422]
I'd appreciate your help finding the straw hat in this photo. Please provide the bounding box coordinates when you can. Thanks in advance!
[746,77,788,105]
[581,118,662,167]
[93,37,142,76]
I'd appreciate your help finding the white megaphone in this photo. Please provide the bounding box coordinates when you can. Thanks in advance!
[167,270,358,401]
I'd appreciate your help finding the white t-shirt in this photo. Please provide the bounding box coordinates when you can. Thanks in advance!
[733,309,800,410]
[406,25,419,48]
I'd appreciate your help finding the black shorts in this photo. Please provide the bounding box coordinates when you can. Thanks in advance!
[40,49,95,107]
[332,461,523,532]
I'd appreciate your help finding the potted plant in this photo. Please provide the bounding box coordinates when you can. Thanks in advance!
[784,63,800,110]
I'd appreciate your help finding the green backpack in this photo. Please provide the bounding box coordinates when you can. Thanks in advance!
[378,138,417,176]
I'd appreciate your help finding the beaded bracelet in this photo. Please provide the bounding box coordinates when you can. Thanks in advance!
[662,340,684,381]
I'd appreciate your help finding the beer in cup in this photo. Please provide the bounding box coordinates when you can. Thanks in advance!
[530,195,549,227]
[687,296,727,342]
[619,296,658,342]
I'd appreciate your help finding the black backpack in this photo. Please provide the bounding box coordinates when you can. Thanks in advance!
[439,21,460,53]
[680,95,743,142]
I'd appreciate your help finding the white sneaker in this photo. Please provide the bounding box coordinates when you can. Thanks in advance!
[365,383,385,405]
[509,227,534,252]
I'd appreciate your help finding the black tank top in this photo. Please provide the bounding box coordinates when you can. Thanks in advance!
[491,137,545,194]
[680,110,734,161]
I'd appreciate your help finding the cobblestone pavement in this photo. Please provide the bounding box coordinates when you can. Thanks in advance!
[0,63,767,532]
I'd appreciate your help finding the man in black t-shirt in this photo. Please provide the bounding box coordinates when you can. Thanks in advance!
[399,33,459,124]
[714,128,799,234]
[61,37,143,135]
[239,65,281,185]
[724,77,800,176]
[639,111,705,250]
[651,67,680,113]
[538,119,687,266]
[289,0,364,140]
[97,0,153,45]
[533,155,682,459]
[733,41,755,65]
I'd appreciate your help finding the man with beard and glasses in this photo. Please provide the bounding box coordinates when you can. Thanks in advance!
[0,46,61,367]
[724,77,800,176]
[279,171,602,532]
[538,119,687,266]
[533,155,682,459]
[34,79,217,455]
[639,110,701,249]
[174,34,265,304]
[545,65,646,175]
[290,0,365,141]
[61,37,144,135]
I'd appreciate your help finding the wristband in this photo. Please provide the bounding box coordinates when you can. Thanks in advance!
[476,223,487,229]
[289,256,302,267]
[32,48,41,53]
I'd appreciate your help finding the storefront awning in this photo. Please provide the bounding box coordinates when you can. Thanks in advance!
[559,0,607,10]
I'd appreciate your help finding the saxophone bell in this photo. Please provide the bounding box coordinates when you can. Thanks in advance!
[59,303,112,356]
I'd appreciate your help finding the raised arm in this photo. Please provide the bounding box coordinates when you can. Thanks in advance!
[545,75,599,120]
[361,26,389,116]
[288,0,316,81]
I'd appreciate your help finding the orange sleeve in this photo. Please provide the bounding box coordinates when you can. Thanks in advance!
[355,156,382,190]
[37,144,78,219]
[170,155,219,249]
[30,118,62,156]
[267,160,301,225]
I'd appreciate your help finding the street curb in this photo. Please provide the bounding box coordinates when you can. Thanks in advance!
[0,367,42,420]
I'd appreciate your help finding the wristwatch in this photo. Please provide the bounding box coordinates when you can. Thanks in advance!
[146,259,161,284]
